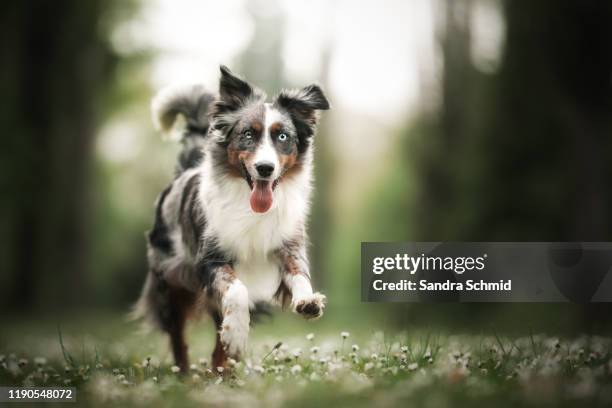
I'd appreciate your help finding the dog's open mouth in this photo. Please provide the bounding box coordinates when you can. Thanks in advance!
[241,162,280,214]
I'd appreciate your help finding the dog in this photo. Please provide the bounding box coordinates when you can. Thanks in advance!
[133,66,330,372]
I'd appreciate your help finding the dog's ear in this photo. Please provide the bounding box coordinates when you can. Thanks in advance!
[274,84,330,117]
[219,65,253,109]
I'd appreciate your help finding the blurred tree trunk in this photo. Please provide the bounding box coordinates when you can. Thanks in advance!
[413,0,475,239]
[308,47,332,288]
[0,0,116,311]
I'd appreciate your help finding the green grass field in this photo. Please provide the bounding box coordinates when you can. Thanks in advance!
[1,313,611,407]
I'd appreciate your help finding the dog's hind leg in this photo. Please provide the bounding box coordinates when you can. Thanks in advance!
[166,285,196,373]
[211,311,228,370]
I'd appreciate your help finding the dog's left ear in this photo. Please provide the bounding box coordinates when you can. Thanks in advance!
[274,84,330,119]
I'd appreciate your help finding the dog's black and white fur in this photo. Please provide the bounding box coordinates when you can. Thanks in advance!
[134,66,329,372]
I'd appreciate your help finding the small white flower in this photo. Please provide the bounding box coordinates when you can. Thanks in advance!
[116,374,126,381]
[216,366,224,373]
[352,344,360,352]
[198,357,208,366]
[253,365,265,374]
[319,357,328,365]
[364,362,375,371]
[152,376,158,382]
[306,333,315,341]
[34,357,47,366]
[189,364,198,371]
[310,346,320,354]
[371,353,378,361]
[170,365,180,373]
[341,331,350,339]
[227,358,237,367]
[292,348,302,358]
[290,364,302,375]
[408,363,418,371]
[400,346,409,353]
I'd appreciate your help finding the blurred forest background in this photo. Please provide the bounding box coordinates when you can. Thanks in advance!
[2,0,612,334]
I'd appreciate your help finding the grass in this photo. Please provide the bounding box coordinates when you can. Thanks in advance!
[1,313,612,407]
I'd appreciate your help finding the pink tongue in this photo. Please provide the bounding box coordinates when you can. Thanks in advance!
[250,180,273,213]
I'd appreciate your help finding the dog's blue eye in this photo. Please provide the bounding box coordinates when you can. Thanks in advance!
[278,133,288,142]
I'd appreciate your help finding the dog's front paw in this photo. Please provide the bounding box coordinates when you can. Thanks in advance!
[293,292,326,320]
[220,314,249,359]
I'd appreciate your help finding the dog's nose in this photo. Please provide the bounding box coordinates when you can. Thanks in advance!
[255,162,275,178]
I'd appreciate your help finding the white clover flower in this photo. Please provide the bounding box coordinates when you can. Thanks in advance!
[34,357,47,366]
[253,365,265,374]
[319,357,328,365]
[306,333,315,341]
[152,376,158,382]
[291,364,302,375]
[341,332,350,339]
[170,365,181,374]
[198,357,208,366]
[408,363,418,371]
[189,364,198,371]
[352,344,359,352]
[400,346,409,353]
[371,353,378,361]
[116,374,126,381]
[364,362,374,371]
[310,346,320,354]
[216,366,224,374]
[227,358,237,367]
[292,348,302,358]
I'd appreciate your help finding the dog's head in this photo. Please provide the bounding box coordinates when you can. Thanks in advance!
[210,66,329,213]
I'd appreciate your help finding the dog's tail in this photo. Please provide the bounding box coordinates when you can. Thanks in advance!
[151,84,217,173]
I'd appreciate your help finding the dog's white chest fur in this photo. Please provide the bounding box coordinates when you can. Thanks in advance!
[200,162,311,303]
